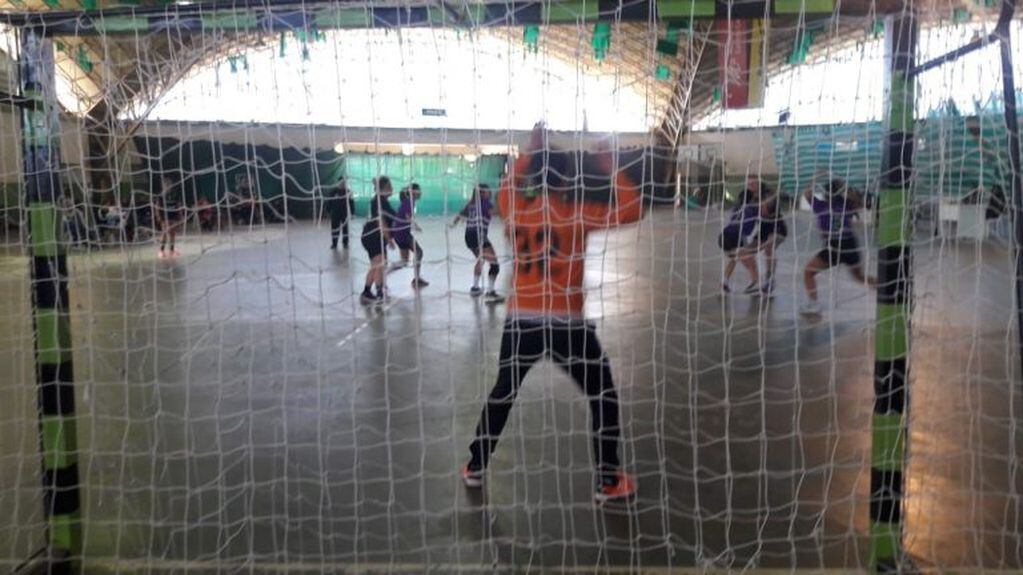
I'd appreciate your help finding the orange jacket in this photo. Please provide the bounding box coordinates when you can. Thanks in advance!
[498,151,643,317]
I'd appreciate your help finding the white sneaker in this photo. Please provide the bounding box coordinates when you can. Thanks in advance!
[461,463,483,488]
[799,301,821,316]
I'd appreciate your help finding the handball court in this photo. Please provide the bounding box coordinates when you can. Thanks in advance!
[0,208,1020,572]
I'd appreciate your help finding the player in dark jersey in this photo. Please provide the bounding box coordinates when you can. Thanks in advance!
[800,177,875,315]
[392,183,429,288]
[326,178,355,250]
[451,183,501,300]
[156,176,185,258]
[360,177,396,304]
[749,182,788,295]
[462,123,642,503]
[719,179,761,294]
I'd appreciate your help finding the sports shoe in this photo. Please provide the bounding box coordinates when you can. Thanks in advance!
[470,286,483,297]
[484,290,504,303]
[742,282,760,295]
[461,463,483,488]
[721,282,731,293]
[761,280,775,295]
[595,470,637,503]
[360,291,379,305]
[157,249,166,259]
[411,277,430,289]
[799,301,821,316]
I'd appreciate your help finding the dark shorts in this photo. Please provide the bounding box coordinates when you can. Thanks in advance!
[361,223,384,259]
[758,219,788,242]
[465,229,493,256]
[718,229,745,253]
[393,233,414,251]
[161,208,184,224]
[817,235,861,268]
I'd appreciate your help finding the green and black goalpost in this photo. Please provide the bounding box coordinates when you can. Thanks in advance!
[871,12,916,573]
[871,0,1021,569]
[20,29,82,571]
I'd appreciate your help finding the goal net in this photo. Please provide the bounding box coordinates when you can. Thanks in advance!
[0,2,1021,572]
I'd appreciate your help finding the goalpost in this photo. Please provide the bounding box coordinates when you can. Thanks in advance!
[0,0,1021,572]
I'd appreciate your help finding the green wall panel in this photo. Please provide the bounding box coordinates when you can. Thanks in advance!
[770,113,1018,199]
[343,153,506,216]
[136,137,507,217]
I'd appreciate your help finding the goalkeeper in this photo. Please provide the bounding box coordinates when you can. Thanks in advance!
[462,123,644,502]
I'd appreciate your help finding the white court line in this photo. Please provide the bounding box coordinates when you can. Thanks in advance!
[336,297,401,349]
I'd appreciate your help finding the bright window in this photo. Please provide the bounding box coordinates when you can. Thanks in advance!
[130,28,656,133]
[696,21,1023,129]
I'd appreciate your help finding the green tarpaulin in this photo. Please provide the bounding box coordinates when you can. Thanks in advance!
[771,113,1020,199]
[134,137,507,217]
[343,153,506,215]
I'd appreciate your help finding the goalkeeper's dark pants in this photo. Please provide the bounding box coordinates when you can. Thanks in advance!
[468,317,621,483]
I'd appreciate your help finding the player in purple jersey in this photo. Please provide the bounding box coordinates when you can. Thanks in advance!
[718,178,761,294]
[451,183,501,301]
[800,177,875,315]
[748,182,788,295]
[392,183,428,289]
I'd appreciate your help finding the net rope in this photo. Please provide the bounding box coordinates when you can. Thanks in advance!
[0,3,1021,571]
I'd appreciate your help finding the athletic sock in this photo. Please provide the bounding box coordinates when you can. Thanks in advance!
[473,274,481,289]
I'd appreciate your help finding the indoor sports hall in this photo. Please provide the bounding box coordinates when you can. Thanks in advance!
[0,0,1021,572]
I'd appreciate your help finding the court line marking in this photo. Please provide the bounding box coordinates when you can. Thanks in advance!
[336,297,401,349]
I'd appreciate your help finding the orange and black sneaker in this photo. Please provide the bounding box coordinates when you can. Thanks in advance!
[594,471,636,503]
[461,463,484,488]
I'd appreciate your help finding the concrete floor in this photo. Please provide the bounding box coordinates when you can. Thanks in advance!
[1,208,1021,572]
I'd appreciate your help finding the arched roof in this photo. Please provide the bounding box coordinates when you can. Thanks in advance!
[0,0,1007,134]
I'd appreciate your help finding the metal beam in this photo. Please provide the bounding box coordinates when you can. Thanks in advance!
[0,0,837,36]
[996,0,1022,386]
[0,88,34,109]
[911,31,998,76]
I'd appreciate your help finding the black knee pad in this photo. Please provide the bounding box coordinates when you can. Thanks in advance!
[488,263,500,277]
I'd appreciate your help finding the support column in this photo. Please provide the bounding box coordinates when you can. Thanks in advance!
[871,12,916,574]
[996,0,1023,381]
[86,101,117,204]
[20,28,82,571]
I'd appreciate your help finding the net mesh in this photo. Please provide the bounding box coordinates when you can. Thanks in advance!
[0,3,1021,572]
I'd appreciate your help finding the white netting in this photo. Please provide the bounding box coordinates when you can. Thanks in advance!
[0,3,1021,572]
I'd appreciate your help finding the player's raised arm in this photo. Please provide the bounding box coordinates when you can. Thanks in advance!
[498,123,545,220]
